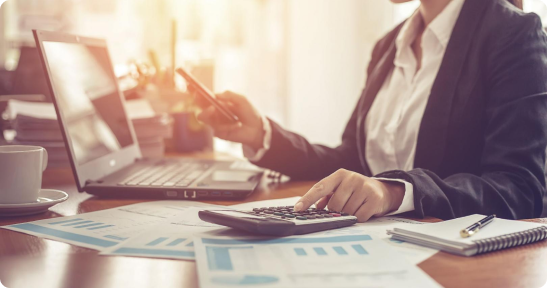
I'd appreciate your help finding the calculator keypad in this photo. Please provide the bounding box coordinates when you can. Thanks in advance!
[237,206,352,223]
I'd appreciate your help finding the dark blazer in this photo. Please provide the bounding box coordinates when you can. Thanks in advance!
[252,0,547,220]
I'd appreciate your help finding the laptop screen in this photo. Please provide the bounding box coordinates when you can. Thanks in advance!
[42,41,134,165]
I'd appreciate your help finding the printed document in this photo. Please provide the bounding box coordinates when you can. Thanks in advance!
[99,197,302,259]
[2,201,211,250]
[194,233,441,288]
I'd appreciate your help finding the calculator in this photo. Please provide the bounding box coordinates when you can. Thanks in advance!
[198,206,358,236]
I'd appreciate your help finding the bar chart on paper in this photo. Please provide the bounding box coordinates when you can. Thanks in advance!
[101,206,226,260]
[2,201,211,250]
[194,234,442,288]
[201,235,373,272]
[101,222,202,260]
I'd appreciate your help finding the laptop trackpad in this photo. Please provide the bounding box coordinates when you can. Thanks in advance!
[212,170,256,182]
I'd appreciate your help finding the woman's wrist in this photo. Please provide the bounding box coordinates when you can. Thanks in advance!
[382,181,405,213]
[248,116,266,151]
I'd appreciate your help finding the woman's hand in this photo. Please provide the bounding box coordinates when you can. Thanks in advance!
[294,169,405,222]
[197,91,265,150]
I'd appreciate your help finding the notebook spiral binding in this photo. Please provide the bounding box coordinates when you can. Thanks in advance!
[473,226,547,254]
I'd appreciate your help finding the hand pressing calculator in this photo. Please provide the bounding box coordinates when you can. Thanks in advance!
[199,206,357,236]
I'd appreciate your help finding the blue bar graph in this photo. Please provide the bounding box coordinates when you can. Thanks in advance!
[206,246,252,271]
[333,246,348,255]
[186,242,194,247]
[62,220,93,227]
[352,244,368,255]
[49,218,82,225]
[313,247,327,256]
[146,237,169,246]
[10,223,117,248]
[202,235,372,245]
[74,223,103,229]
[88,225,114,230]
[294,248,307,256]
[166,238,186,247]
[104,235,128,241]
[112,248,195,258]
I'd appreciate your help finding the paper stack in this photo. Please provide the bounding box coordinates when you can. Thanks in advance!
[1,197,442,288]
[126,99,173,158]
[4,99,173,166]
[7,100,69,168]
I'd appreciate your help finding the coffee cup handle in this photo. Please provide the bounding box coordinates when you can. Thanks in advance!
[42,148,48,172]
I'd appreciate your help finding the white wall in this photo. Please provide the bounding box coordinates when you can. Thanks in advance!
[285,0,418,147]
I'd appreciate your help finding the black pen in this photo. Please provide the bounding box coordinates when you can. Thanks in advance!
[460,214,496,238]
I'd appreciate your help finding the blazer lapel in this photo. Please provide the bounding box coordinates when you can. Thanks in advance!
[356,33,399,175]
[413,0,489,172]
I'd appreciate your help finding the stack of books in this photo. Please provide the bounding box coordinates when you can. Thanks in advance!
[5,99,172,168]
[7,100,69,168]
[126,99,173,158]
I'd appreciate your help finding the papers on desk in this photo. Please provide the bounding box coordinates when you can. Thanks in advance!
[100,206,228,260]
[99,197,302,260]
[309,217,438,265]
[2,201,212,250]
[2,196,440,287]
[193,233,441,288]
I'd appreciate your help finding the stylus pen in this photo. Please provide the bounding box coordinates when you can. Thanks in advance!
[460,214,496,238]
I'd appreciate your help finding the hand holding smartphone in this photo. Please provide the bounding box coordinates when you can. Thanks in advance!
[176,67,239,123]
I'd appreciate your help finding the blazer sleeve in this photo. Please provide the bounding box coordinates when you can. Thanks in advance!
[251,106,363,181]
[377,13,547,220]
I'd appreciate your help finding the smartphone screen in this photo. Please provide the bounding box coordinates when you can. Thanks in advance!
[176,68,239,123]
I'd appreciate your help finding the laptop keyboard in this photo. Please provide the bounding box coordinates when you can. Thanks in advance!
[118,163,209,187]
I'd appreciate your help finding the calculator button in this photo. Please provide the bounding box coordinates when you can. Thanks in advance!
[264,210,274,214]
[316,215,324,218]
[307,215,316,219]
[273,212,284,216]
[253,208,262,212]
[331,213,341,217]
[284,214,296,218]
[296,216,307,220]
[341,212,350,216]
[324,214,333,218]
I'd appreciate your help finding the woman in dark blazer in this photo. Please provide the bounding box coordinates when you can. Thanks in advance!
[199,0,547,221]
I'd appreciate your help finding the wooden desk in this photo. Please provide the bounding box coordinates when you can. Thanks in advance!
[1,153,547,288]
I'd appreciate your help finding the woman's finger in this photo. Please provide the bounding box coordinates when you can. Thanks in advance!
[315,194,332,210]
[326,176,356,212]
[353,196,380,223]
[341,189,367,215]
[294,169,348,212]
[197,106,216,123]
[214,122,242,132]
[217,91,246,106]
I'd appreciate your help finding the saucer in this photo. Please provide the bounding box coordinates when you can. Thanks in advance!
[0,189,69,217]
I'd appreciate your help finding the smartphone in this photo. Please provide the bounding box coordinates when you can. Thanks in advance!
[176,67,240,123]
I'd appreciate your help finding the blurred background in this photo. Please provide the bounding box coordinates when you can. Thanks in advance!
[0,0,546,161]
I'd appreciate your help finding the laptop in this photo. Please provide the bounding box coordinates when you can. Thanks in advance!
[32,30,263,200]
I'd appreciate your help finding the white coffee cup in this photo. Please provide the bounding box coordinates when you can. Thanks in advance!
[0,145,48,204]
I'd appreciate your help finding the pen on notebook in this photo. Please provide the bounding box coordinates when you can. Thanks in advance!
[460,214,496,238]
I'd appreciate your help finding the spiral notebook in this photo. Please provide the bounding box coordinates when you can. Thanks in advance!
[387,214,547,256]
